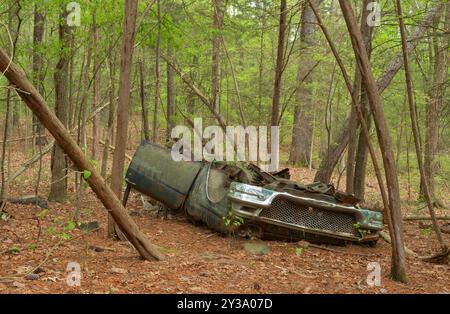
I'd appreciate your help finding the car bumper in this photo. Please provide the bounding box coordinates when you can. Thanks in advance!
[228,182,383,242]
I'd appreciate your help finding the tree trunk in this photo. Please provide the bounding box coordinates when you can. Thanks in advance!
[110,0,139,234]
[166,44,175,142]
[0,89,11,203]
[339,0,407,282]
[104,52,117,237]
[153,0,161,143]
[271,0,287,127]
[350,0,374,199]
[49,7,71,203]
[345,0,371,195]
[139,58,150,142]
[211,0,223,112]
[0,46,163,261]
[2,0,21,202]
[288,0,323,166]
[92,10,101,159]
[257,11,265,126]
[425,3,449,198]
[352,92,372,200]
[32,4,46,146]
[101,56,116,178]
[8,0,22,129]
[345,73,361,195]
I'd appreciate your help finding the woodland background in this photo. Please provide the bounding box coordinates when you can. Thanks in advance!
[0,0,448,293]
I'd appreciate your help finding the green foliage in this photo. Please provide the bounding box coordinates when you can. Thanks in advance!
[9,246,21,255]
[37,209,49,219]
[421,227,432,237]
[83,170,92,180]
[28,243,38,251]
[64,220,76,232]
[0,211,11,221]
[47,226,57,235]
[353,222,372,237]
[223,212,245,228]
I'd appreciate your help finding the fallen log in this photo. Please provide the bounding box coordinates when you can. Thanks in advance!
[0,47,164,261]
[6,195,48,208]
[404,216,450,221]
[87,136,132,161]
[0,135,45,144]
[8,140,54,182]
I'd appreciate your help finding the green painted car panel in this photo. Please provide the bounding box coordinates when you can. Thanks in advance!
[125,142,203,210]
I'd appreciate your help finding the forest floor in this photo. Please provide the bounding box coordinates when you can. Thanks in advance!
[0,149,449,294]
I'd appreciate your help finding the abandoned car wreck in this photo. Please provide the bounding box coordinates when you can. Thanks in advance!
[123,142,384,246]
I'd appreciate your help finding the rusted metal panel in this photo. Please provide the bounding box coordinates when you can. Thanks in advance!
[125,142,203,210]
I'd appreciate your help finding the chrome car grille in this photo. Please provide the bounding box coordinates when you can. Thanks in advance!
[260,198,357,235]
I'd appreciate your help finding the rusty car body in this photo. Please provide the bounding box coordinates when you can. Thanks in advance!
[124,142,383,245]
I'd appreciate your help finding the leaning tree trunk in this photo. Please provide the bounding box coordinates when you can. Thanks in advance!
[0,46,164,261]
[289,0,324,166]
[339,0,407,283]
[49,7,71,203]
[314,1,444,184]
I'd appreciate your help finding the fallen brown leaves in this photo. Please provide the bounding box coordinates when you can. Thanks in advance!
[0,149,449,294]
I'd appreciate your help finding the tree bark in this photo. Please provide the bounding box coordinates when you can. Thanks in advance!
[166,44,175,142]
[139,58,150,142]
[0,47,164,261]
[350,0,374,199]
[8,0,22,129]
[288,0,323,166]
[32,4,46,146]
[424,3,449,198]
[271,0,287,127]
[257,11,265,126]
[211,0,223,112]
[104,50,117,237]
[49,7,71,203]
[352,92,372,200]
[345,0,372,195]
[92,10,101,159]
[110,0,139,235]
[153,0,161,143]
[339,0,407,282]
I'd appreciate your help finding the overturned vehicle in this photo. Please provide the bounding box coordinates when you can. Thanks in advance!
[123,142,383,246]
